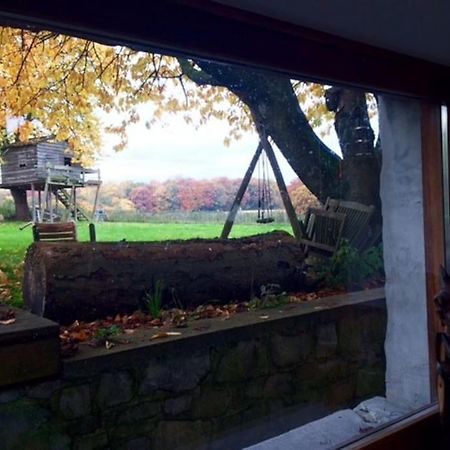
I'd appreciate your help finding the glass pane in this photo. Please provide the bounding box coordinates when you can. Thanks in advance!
[0,27,436,450]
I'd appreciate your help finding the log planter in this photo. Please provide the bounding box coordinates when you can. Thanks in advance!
[23,231,305,324]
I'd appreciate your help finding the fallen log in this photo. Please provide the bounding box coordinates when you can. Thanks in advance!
[23,231,305,324]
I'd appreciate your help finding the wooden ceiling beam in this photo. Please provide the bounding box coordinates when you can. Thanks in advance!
[0,0,449,101]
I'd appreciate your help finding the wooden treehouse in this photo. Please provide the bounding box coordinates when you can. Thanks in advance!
[0,139,101,222]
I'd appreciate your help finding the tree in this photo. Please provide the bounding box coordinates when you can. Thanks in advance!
[178,59,380,208]
[129,186,157,213]
[287,180,320,215]
[0,27,380,219]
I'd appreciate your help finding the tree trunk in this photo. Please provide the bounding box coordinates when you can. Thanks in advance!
[10,187,31,221]
[24,231,305,324]
[325,87,380,208]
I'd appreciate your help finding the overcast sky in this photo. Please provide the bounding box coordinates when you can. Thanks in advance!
[97,106,341,184]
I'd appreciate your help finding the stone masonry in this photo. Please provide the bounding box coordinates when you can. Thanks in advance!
[0,293,386,450]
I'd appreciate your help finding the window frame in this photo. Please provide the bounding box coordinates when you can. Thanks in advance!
[0,1,445,446]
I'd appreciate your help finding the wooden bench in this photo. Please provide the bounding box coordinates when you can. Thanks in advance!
[32,222,77,242]
[300,207,346,258]
[300,198,376,258]
[325,198,375,250]
[32,222,97,242]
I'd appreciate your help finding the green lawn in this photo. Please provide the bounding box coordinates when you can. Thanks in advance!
[0,221,291,306]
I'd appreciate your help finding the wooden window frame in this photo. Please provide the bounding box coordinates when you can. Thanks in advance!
[0,0,449,102]
[0,1,446,446]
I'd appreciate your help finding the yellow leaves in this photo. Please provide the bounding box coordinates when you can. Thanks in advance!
[293,81,334,137]
[17,121,34,142]
[0,25,351,161]
[0,26,259,154]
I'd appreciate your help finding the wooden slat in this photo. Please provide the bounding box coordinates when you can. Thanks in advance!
[299,239,336,253]
[301,208,346,257]
[35,223,75,232]
[421,102,446,401]
[321,197,375,249]
[34,234,76,240]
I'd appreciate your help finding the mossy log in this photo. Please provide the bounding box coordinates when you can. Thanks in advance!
[24,231,305,324]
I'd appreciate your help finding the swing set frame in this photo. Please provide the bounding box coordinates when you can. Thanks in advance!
[220,132,302,240]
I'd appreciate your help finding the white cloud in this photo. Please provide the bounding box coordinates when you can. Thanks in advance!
[97,105,342,184]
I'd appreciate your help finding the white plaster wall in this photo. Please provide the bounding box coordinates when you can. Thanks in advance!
[379,96,431,409]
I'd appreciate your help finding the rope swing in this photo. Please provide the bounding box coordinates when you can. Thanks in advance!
[256,148,274,224]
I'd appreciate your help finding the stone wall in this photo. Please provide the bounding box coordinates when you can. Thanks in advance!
[0,291,386,450]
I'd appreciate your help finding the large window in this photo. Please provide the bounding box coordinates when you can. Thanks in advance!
[0,13,443,450]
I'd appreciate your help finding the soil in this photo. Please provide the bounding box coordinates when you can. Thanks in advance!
[60,278,385,359]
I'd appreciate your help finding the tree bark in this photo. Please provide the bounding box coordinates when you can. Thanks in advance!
[10,187,31,221]
[325,87,380,208]
[24,231,305,324]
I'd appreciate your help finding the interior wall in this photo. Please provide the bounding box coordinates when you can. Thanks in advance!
[379,95,431,408]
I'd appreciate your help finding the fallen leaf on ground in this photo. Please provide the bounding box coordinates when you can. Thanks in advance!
[0,309,16,324]
[105,340,115,350]
[70,330,91,342]
[0,318,16,325]
[150,331,182,340]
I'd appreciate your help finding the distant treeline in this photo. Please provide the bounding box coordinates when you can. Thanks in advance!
[109,178,317,214]
[0,178,319,221]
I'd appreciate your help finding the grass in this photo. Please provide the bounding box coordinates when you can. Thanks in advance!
[0,221,291,307]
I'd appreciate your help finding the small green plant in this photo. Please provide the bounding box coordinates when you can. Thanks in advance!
[312,240,384,289]
[144,280,165,318]
[95,324,121,340]
[249,293,289,310]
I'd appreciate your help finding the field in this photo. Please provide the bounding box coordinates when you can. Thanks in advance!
[0,221,292,306]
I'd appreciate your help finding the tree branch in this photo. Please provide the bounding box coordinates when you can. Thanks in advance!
[177,58,221,86]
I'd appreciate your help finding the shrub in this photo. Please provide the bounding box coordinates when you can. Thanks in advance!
[312,240,384,289]
[0,199,15,220]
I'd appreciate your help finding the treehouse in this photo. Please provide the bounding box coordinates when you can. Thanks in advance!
[0,138,101,222]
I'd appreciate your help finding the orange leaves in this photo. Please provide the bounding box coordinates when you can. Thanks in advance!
[287,180,320,215]
[0,269,12,303]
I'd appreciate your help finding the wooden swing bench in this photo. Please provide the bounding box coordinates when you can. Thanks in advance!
[299,198,376,258]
